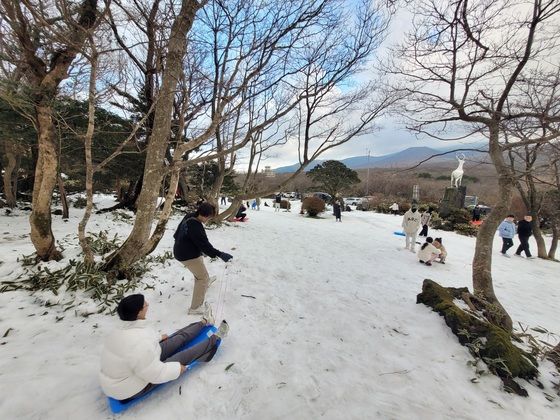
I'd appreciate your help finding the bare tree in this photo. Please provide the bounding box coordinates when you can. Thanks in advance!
[388,0,560,330]
[102,0,392,275]
[0,0,101,261]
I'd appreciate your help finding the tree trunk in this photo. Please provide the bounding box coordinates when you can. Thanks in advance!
[530,215,548,259]
[2,141,18,208]
[30,104,62,261]
[549,220,558,260]
[57,174,69,219]
[23,0,99,261]
[177,170,190,201]
[207,168,224,214]
[144,166,182,254]
[212,197,242,224]
[78,51,97,266]
[104,0,202,274]
[12,152,20,203]
[472,130,513,331]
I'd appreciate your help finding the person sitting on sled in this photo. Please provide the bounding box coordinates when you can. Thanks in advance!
[99,294,229,402]
[236,204,247,221]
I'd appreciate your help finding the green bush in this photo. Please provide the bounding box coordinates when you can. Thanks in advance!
[424,202,440,213]
[302,196,325,217]
[432,209,478,235]
[446,208,471,226]
[73,196,87,208]
[455,223,479,236]
[376,202,391,213]
[418,172,432,178]
[430,212,443,229]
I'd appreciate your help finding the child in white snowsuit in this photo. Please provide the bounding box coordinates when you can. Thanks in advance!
[402,205,422,252]
[433,237,447,264]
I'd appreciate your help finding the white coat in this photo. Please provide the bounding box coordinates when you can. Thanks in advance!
[99,320,181,400]
[417,243,441,262]
[402,209,422,234]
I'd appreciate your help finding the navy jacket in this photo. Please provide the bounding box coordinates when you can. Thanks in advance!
[173,215,221,261]
[517,220,533,237]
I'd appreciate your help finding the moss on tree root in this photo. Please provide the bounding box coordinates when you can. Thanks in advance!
[417,279,538,396]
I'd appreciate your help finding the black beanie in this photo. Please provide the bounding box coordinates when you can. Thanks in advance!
[117,294,145,321]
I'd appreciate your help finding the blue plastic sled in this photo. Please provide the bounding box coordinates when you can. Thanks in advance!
[393,231,406,236]
[107,325,219,414]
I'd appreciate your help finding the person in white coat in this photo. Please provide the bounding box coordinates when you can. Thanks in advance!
[99,294,228,402]
[401,204,422,252]
[417,237,441,266]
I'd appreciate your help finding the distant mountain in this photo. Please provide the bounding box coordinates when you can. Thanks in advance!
[273,144,488,173]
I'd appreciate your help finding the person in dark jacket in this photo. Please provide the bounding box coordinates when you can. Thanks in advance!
[333,201,342,222]
[515,215,535,259]
[173,203,233,314]
[274,193,282,212]
[472,205,481,222]
[236,204,247,221]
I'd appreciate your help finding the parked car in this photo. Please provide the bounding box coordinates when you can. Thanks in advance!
[358,196,375,211]
[344,197,361,206]
[304,192,332,203]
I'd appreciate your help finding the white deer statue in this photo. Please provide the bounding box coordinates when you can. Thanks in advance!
[450,154,465,187]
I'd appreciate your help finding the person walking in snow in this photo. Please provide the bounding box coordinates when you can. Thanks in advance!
[251,199,257,210]
[220,195,227,205]
[390,202,399,215]
[515,215,535,259]
[99,294,228,402]
[173,203,233,314]
[433,237,447,264]
[498,214,516,257]
[417,237,441,266]
[419,210,432,237]
[256,197,261,211]
[274,193,282,212]
[402,204,422,252]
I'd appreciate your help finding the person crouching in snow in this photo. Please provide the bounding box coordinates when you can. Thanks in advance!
[99,294,229,402]
[417,237,441,266]
[433,237,447,264]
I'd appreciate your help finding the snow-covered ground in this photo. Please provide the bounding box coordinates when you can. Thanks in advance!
[0,196,559,419]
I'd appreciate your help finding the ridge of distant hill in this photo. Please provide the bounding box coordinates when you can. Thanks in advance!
[273,144,488,173]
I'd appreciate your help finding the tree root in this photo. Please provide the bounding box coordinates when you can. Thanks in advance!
[417,279,538,396]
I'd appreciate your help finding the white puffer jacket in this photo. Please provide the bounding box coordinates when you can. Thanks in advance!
[417,243,441,262]
[99,320,181,400]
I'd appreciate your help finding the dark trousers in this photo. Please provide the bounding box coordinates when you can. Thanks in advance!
[122,322,218,402]
[419,224,428,236]
[515,236,532,257]
[501,238,514,254]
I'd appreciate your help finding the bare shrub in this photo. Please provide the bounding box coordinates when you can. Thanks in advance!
[302,196,325,217]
